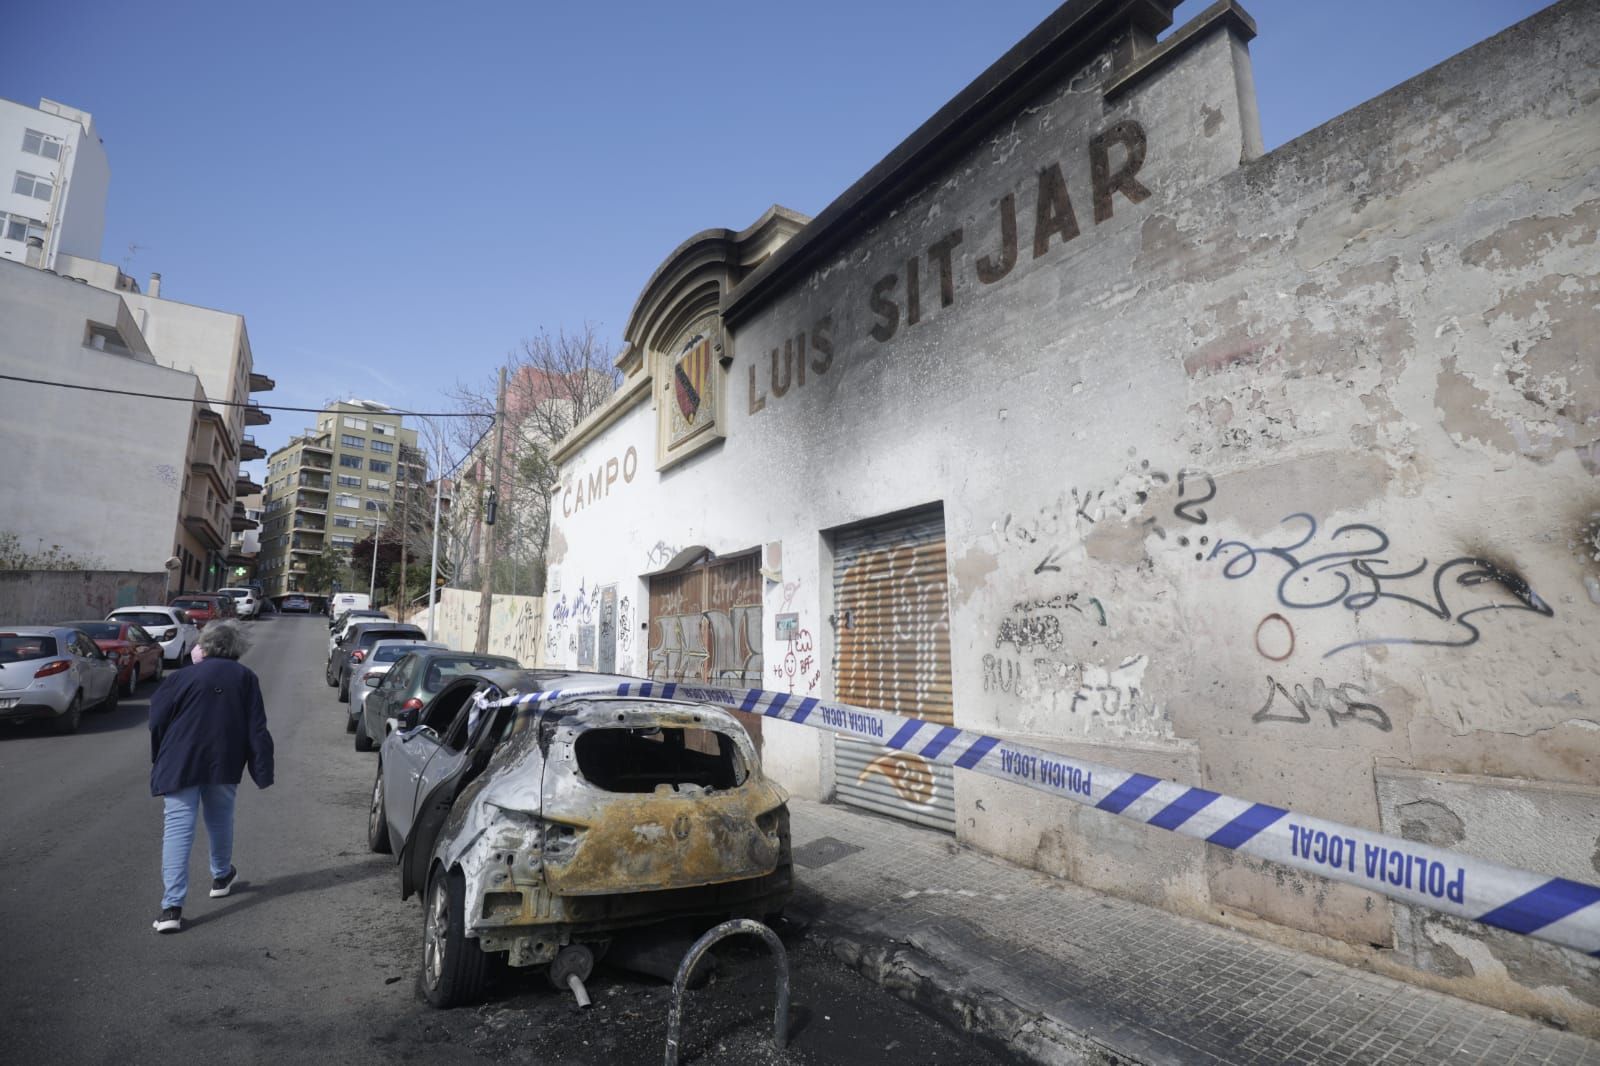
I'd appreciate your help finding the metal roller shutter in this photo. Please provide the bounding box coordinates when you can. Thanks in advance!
[831,506,956,832]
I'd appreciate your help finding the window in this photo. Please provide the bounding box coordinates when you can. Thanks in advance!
[334,515,357,528]
[367,459,390,474]
[365,500,388,512]
[336,494,360,509]
[371,422,395,436]
[339,453,363,468]
[369,439,394,454]
[340,434,364,449]
[330,535,357,548]
[13,172,53,201]
[367,479,389,492]
[337,474,361,487]
[2,213,45,243]
[343,416,368,430]
[22,129,63,160]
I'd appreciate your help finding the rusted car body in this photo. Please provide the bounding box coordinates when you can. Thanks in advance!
[369,669,792,1006]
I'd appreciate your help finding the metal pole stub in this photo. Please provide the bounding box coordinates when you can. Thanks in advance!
[663,919,789,1066]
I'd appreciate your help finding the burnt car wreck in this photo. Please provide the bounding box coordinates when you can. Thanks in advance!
[368,670,793,1007]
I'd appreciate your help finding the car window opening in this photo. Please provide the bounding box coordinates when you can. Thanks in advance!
[574,727,746,793]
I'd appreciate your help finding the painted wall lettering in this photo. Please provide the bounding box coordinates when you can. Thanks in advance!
[561,445,638,517]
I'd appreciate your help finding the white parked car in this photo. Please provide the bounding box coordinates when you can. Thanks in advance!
[106,606,200,667]
[217,587,260,619]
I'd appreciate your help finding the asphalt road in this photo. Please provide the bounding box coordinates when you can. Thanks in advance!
[0,613,1011,1066]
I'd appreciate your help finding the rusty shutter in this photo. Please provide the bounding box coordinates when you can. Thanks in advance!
[832,507,956,832]
[647,551,763,750]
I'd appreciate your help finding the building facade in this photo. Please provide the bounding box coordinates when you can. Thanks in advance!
[259,401,421,603]
[539,0,1598,1027]
[0,97,109,272]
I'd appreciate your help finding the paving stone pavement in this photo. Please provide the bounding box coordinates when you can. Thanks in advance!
[785,798,1600,1066]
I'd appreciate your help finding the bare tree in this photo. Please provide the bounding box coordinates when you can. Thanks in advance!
[448,324,620,596]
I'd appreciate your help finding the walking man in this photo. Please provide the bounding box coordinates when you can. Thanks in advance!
[149,621,274,933]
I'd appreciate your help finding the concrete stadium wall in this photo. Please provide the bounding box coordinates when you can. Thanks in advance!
[0,570,168,624]
[541,1,1599,1028]
[406,587,544,666]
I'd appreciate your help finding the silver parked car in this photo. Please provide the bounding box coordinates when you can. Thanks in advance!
[106,605,200,666]
[0,626,121,733]
[346,638,447,732]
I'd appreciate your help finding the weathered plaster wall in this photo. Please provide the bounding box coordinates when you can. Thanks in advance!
[0,570,167,623]
[543,1,1599,1025]
[407,587,543,667]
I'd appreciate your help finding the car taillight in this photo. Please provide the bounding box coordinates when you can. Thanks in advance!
[34,660,71,678]
[363,671,384,684]
[159,629,176,640]
[351,650,367,663]
[401,698,424,711]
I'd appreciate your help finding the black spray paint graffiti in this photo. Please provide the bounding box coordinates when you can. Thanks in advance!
[1207,513,1553,657]
[1253,675,1391,732]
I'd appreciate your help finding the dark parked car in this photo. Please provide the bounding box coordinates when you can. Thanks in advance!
[367,669,792,1007]
[327,622,427,701]
[57,620,164,694]
[355,647,519,752]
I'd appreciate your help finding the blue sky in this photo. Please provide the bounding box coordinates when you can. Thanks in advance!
[6,0,1550,469]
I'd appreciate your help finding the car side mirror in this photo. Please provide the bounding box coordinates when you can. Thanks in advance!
[396,708,419,731]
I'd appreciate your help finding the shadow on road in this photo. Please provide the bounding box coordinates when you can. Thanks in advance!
[180,860,392,929]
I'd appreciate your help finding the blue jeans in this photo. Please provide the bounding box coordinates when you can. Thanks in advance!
[160,784,237,909]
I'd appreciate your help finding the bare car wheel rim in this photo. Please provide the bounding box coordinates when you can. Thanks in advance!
[424,878,448,989]
[368,775,383,840]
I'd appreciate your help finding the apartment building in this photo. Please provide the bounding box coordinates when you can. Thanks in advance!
[258,401,421,602]
[0,97,108,271]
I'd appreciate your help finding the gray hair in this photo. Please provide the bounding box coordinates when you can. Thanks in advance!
[198,621,250,660]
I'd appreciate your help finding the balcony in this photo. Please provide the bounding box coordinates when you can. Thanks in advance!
[294,493,327,513]
[298,472,330,491]
[244,403,271,426]
[235,473,262,496]
[240,435,266,461]
[292,517,326,533]
[231,504,259,533]
[248,371,276,393]
[301,436,332,455]
[182,498,226,550]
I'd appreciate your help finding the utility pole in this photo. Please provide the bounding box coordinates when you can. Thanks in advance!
[367,513,383,604]
[396,445,413,619]
[426,437,444,641]
[475,367,507,653]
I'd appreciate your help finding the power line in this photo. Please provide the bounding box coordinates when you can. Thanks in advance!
[0,372,487,418]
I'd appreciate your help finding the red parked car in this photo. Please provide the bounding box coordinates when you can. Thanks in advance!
[168,594,233,629]
[57,620,165,694]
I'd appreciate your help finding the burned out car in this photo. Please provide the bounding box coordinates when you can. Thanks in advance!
[367,669,792,1007]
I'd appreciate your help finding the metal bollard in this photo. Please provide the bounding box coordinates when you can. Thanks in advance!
[662,919,789,1066]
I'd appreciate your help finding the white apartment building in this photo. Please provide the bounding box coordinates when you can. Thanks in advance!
[0,97,109,271]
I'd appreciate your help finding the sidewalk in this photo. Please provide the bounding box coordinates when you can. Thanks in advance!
[783,797,1599,1066]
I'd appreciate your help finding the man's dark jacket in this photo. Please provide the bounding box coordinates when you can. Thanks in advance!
[149,658,275,795]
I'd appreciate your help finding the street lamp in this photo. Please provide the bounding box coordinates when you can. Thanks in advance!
[368,513,383,603]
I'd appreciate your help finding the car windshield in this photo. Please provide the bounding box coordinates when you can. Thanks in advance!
[113,612,175,627]
[0,635,58,662]
[220,590,248,599]
[421,657,517,692]
[371,645,415,663]
[64,622,121,639]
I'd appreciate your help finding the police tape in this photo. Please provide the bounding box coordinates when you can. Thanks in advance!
[489,680,1600,958]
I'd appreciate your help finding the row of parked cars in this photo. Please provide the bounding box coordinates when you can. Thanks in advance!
[319,608,796,1008]
[0,587,262,735]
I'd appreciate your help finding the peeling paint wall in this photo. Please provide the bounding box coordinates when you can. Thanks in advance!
[0,570,168,622]
[406,587,543,667]
[543,0,1599,1027]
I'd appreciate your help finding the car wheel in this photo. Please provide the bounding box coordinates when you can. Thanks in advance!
[338,677,349,703]
[123,664,139,697]
[345,708,358,733]
[153,657,164,684]
[53,693,84,735]
[421,867,487,1009]
[354,716,375,752]
[367,765,392,854]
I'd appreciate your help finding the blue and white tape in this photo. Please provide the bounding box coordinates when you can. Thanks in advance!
[491,681,1600,958]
